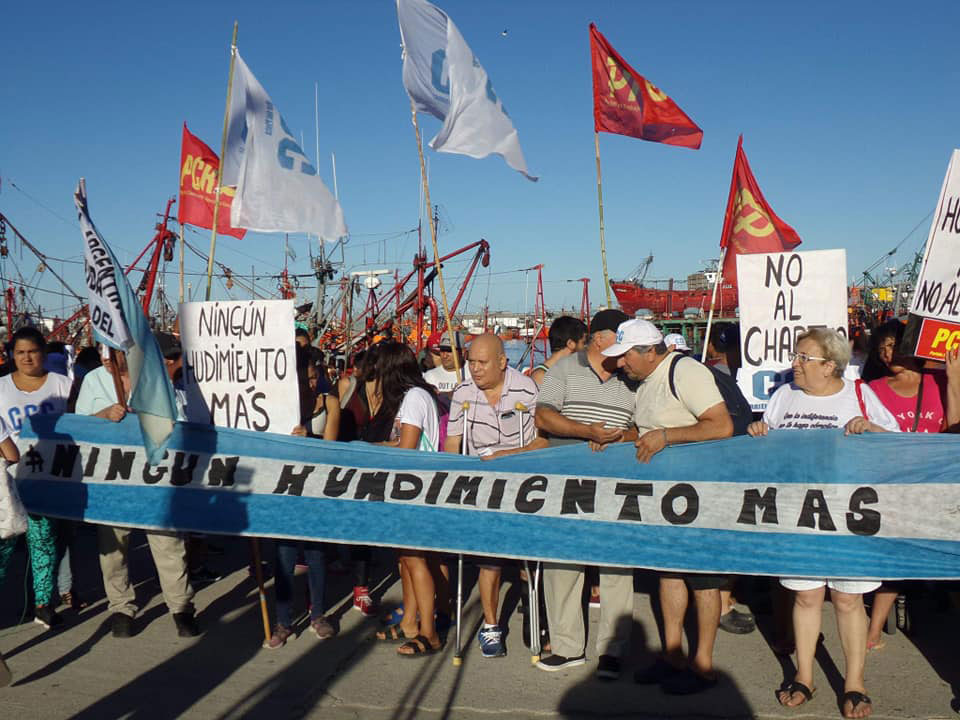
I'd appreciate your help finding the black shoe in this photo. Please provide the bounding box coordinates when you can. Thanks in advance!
[173,612,200,637]
[719,608,756,634]
[596,654,621,681]
[111,612,134,638]
[535,653,586,672]
[189,567,223,587]
[661,667,718,695]
[633,658,681,685]
[33,605,63,630]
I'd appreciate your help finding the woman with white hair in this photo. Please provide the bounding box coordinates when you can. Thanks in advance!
[748,328,899,719]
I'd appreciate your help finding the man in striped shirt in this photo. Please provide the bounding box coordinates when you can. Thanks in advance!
[445,334,543,658]
[533,309,638,679]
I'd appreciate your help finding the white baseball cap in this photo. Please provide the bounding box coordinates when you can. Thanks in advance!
[663,333,690,352]
[601,319,664,357]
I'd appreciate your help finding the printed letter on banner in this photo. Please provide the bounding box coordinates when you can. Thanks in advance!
[736,249,848,411]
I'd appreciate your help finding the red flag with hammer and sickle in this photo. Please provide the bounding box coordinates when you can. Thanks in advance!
[720,136,802,284]
[177,123,246,239]
[589,23,702,149]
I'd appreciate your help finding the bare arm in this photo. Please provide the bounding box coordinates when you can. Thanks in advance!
[535,405,623,444]
[323,394,341,442]
[1,437,19,464]
[93,404,127,423]
[635,402,733,463]
[482,436,549,459]
[946,347,960,431]
[444,434,462,454]
[397,423,423,450]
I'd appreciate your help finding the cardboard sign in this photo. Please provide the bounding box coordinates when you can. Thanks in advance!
[736,250,848,410]
[179,300,299,434]
[910,150,960,324]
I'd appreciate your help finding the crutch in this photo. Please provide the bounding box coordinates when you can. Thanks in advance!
[516,402,543,663]
[453,401,469,667]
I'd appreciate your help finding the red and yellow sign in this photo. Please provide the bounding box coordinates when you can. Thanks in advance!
[913,316,960,360]
[177,123,246,240]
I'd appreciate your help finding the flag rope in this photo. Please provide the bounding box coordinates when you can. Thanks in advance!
[594,132,612,307]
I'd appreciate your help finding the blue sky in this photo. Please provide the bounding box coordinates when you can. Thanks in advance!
[2,1,959,320]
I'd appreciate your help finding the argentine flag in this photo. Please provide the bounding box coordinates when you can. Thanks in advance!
[75,180,177,465]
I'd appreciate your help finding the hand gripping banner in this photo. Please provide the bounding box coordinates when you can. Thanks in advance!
[14,414,960,580]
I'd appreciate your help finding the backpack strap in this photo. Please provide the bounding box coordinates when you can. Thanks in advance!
[854,379,868,420]
[667,354,683,401]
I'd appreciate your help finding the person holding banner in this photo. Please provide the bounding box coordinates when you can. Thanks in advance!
[534,309,638,677]
[0,327,73,630]
[370,341,446,657]
[747,328,899,718]
[445,334,542,659]
[603,319,733,695]
[75,349,199,639]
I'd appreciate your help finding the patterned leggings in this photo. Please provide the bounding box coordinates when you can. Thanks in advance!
[0,514,58,607]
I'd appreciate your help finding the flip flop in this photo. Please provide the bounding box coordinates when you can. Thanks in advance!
[777,680,815,707]
[397,634,442,658]
[842,690,872,719]
[866,638,886,652]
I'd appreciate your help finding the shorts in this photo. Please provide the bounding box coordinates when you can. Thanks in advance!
[779,578,881,594]
[662,572,727,591]
[468,555,506,571]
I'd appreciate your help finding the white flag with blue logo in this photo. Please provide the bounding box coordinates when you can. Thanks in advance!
[397,0,537,181]
[75,180,177,465]
[225,53,347,240]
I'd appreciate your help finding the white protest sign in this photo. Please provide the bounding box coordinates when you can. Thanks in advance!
[736,250,848,411]
[179,300,299,434]
[910,150,960,323]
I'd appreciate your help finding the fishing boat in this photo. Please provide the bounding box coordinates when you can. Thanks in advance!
[609,256,738,318]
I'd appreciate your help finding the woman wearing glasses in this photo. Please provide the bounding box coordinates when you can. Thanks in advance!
[747,328,898,720]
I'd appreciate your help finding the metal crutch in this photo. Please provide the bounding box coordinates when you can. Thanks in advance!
[453,401,470,667]
[516,402,542,663]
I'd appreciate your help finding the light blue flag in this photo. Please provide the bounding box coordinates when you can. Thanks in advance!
[75,179,177,465]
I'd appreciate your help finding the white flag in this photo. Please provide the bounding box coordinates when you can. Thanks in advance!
[226,53,347,239]
[397,0,537,182]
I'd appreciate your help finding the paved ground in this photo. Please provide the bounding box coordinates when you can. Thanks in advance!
[1,527,958,719]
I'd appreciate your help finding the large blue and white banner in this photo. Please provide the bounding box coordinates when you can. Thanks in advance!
[15,414,960,580]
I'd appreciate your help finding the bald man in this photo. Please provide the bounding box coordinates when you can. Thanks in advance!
[445,334,544,658]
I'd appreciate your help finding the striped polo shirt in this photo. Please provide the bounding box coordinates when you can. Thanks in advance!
[536,350,638,438]
[447,366,538,455]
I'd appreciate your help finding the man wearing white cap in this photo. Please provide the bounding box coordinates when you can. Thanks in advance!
[663,333,690,355]
[602,319,733,695]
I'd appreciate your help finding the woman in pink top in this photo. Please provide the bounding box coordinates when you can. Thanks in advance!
[861,320,960,651]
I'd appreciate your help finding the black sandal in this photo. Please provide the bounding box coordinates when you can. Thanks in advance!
[841,690,872,718]
[778,680,815,707]
[375,623,414,643]
[397,634,442,658]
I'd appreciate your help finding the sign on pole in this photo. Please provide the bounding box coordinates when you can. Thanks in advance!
[179,300,299,434]
[906,150,960,360]
[737,249,848,410]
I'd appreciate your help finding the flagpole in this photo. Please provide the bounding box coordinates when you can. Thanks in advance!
[410,97,462,381]
[594,132,613,307]
[178,224,185,304]
[700,246,728,362]
[205,21,238,301]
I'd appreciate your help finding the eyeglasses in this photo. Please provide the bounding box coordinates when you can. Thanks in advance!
[788,351,829,363]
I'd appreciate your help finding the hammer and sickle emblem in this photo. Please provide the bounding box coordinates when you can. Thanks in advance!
[732,189,775,239]
[644,80,668,102]
[606,56,637,102]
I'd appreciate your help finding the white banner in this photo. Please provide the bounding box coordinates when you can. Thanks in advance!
[397,0,537,181]
[737,250,848,410]
[77,184,132,350]
[227,53,347,240]
[179,300,299,435]
[910,149,960,322]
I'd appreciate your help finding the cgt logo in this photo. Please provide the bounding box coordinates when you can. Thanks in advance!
[616,328,625,343]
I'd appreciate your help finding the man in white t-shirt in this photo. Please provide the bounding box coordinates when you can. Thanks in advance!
[423,330,470,396]
[75,348,199,639]
[602,319,733,695]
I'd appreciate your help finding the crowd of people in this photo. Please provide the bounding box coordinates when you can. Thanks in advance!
[0,312,958,718]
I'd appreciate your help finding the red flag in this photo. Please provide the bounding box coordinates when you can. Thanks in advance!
[590,23,702,149]
[720,136,802,284]
[177,124,245,239]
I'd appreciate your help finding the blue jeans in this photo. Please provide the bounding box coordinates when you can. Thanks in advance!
[274,540,326,628]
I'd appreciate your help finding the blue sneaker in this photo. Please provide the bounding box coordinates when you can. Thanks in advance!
[477,625,505,658]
